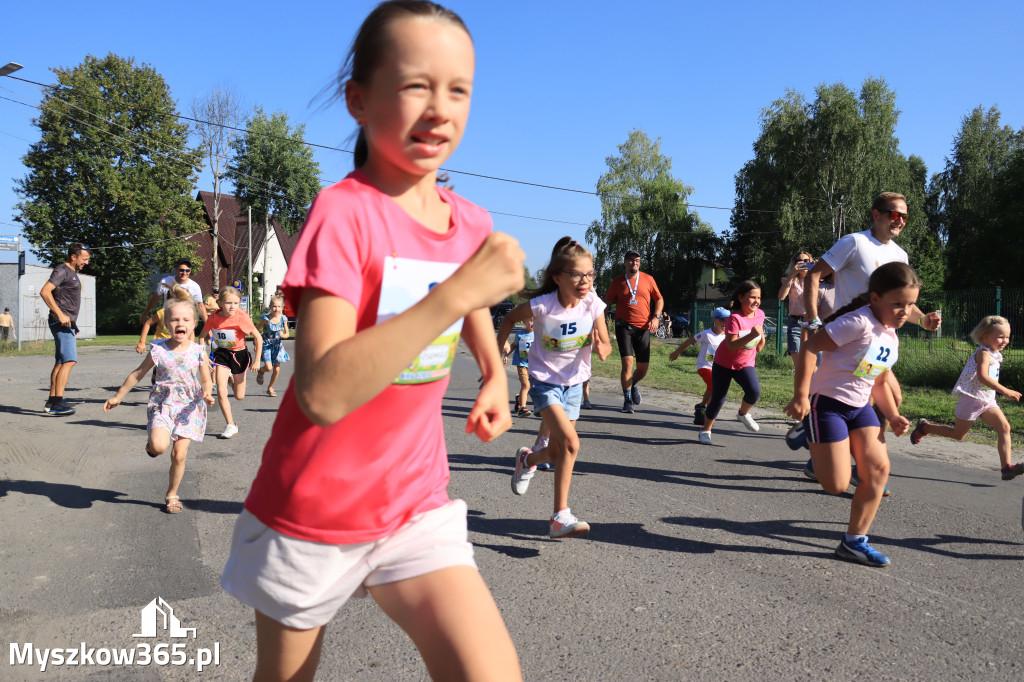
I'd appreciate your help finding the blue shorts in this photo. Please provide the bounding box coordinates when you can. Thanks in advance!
[48,320,78,364]
[803,394,879,444]
[529,379,582,421]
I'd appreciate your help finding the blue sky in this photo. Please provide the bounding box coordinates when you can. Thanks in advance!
[1,0,1022,276]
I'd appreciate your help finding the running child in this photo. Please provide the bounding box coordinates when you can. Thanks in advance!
[698,281,766,444]
[669,306,730,425]
[200,286,262,439]
[136,285,195,354]
[255,295,290,397]
[497,237,612,538]
[504,318,534,416]
[105,296,214,514]
[219,3,523,680]
[785,262,919,567]
[910,315,1023,480]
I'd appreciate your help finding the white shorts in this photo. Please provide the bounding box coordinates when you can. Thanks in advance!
[220,499,476,629]
[955,394,997,422]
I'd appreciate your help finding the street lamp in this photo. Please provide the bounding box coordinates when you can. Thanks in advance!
[3,62,25,348]
[0,62,24,77]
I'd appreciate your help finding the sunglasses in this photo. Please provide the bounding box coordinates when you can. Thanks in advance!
[880,210,908,221]
[178,268,191,273]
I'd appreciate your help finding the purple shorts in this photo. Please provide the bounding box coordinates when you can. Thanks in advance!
[804,393,880,444]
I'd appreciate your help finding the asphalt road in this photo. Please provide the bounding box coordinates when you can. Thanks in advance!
[2,343,1023,680]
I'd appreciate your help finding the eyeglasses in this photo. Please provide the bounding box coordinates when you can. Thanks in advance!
[880,210,908,222]
[178,268,191,273]
[562,270,597,282]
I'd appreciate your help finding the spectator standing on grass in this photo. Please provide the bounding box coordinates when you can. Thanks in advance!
[39,242,90,416]
[0,307,13,342]
[140,258,208,327]
[604,249,664,413]
[778,250,814,359]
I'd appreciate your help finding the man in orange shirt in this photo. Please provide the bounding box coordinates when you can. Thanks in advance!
[604,250,664,413]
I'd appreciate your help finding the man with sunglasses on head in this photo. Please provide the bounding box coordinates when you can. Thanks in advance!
[799,191,940,481]
[40,242,90,416]
[139,257,207,326]
[604,249,664,414]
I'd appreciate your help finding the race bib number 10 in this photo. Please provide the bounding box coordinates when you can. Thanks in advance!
[378,256,462,385]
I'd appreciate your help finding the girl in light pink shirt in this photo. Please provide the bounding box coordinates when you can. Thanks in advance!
[786,262,919,567]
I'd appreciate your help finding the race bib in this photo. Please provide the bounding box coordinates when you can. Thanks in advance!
[542,315,594,352]
[518,338,532,360]
[743,334,762,350]
[378,256,462,385]
[989,363,1000,380]
[853,337,898,379]
[212,329,236,349]
[705,350,715,363]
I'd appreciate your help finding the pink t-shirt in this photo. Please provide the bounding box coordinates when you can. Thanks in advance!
[782,275,806,317]
[528,290,606,386]
[810,305,899,407]
[713,309,765,370]
[244,170,491,544]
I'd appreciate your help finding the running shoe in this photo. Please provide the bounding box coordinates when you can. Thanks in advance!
[786,422,808,450]
[910,419,929,445]
[1001,463,1024,481]
[517,406,533,417]
[581,399,595,410]
[698,431,712,445]
[512,447,536,495]
[738,412,760,432]
[549,510,590,538]
[630,385,642,405]
[49,399,76,416]
[621,398,634,414]
[220,423,239,439]
[803,458,817,480]
[43,397,57,413]
[835,536,891,567]
[693,404,705,426]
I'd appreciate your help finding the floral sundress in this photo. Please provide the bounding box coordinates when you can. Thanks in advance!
[147,340,207,441]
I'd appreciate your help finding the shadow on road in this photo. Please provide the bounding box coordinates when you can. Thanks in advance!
[0,478,161,510]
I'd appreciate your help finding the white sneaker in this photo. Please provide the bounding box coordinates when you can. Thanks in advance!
[511,447,536,495]
[698,430,712,445]
[738,412,760,432]
[220,423,239,439]
[549,509,590,538]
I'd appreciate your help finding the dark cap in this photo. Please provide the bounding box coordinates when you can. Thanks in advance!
[625,249,641,259]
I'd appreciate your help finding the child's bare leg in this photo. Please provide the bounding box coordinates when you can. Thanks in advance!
[701,388,712,406]
[528,406,579,513]
[978,408,1013,469]
[809,440,855,495]
[253,610,325,682]
[268,365,281,391]
[369,566,522,682]
[147,427,171,457]
[216,365,235,425]
[233,370,247,400]
[166,438,189,500]
[848,427,889,535]
[738,399,755,417]
[257,361,270,385]
[920,418,973,441]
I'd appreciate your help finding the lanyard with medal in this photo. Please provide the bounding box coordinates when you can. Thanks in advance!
[626,272,639,306]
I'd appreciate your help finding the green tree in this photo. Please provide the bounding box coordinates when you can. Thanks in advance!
[15,53,204,332]
[930,106,1023,289]
[730,78,944,293]
[227,106,322,236]
[586,129,719,311]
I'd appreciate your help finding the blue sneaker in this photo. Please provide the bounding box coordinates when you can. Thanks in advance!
[850,465,891,496]
[537,462,553,471]
[835,536,890,567]
[630,385,642,405]
[621,398,634,414]
[786,422,808,450]
[802,458,816,480]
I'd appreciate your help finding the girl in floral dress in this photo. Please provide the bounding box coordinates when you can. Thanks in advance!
[256,295,290,397]
[105,297,214,513]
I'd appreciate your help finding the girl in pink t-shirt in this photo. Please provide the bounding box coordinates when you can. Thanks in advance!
[698,280,766,444]
[219,4,523,681]
[785,262,919,567]
[910,315,1023,480]
[496,237,611,538]
[199,287,261,439]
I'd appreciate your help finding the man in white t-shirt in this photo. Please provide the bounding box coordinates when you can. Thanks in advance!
[797,192,940,485]
[139,257,207,325]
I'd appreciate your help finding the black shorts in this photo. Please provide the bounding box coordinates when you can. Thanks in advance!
[614,320,651,363]
[213,347,251,375]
